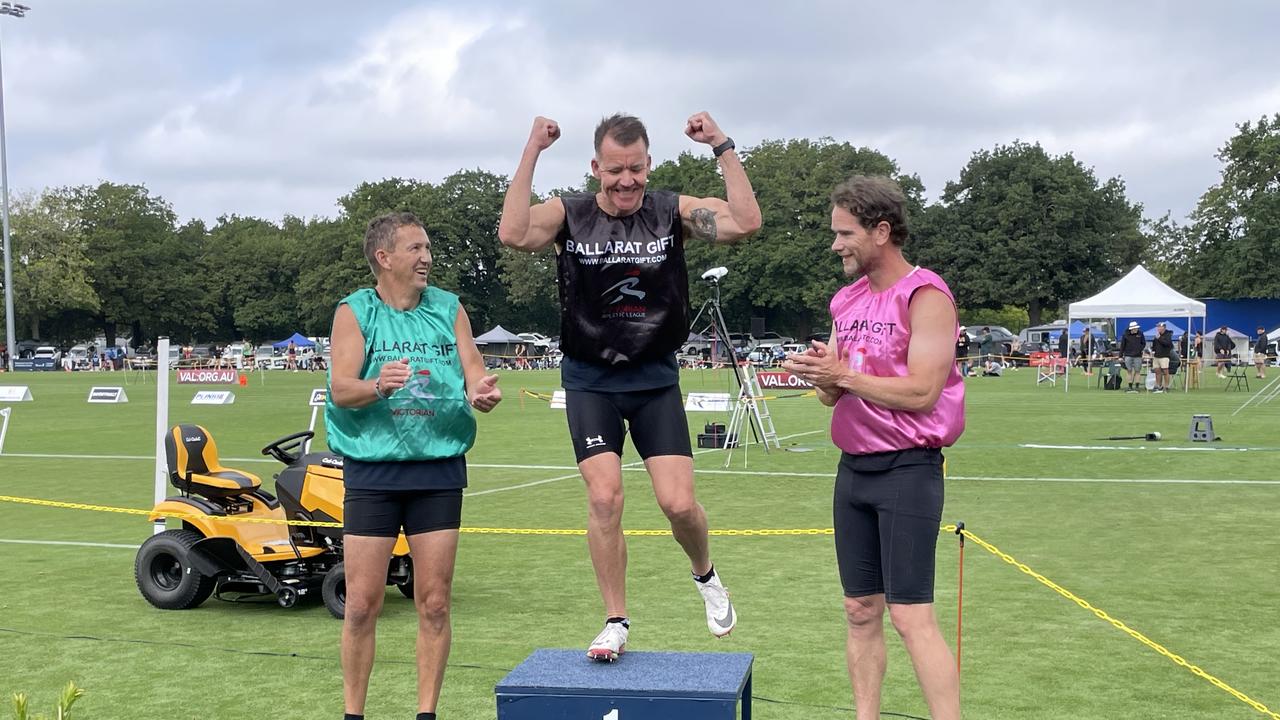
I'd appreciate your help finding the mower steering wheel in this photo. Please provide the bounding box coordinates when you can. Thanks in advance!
[261,430,314,465]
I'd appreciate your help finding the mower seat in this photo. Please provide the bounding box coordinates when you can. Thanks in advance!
[164,424,262,499]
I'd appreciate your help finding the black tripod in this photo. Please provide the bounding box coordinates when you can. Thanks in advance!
[688,267,765,449]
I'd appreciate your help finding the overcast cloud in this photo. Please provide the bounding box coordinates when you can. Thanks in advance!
[3,0,1277,224]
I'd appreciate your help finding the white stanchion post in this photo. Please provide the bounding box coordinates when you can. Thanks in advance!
[306,406,319,454]
[0,406,11,455]
[153,337,170,535]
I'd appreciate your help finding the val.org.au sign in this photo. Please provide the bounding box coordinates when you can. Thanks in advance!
[755,371,813,390]
[177,368,238,384]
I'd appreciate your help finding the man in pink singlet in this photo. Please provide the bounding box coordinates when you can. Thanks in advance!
[784,176,964,720]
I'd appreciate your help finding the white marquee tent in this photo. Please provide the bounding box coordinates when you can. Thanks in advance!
[1066,265,1206,392]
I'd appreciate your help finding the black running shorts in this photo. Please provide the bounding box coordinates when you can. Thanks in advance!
[833,448,944,604]
[344,487,463,537]
[564,385,693,463]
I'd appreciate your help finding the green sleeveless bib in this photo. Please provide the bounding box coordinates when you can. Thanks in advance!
[325,286,476,461]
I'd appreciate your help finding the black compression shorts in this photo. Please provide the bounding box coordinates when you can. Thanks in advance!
[343,487,463,537]
[564,385,693,463]
[833,448,944,604]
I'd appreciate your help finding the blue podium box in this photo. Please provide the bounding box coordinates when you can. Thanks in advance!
[496,649,753,719]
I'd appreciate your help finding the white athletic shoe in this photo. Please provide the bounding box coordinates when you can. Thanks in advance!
[587,621,628,662]
[696,572,737,637]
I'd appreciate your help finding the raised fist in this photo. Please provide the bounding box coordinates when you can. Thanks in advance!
[684,111,727,146]
[528,116,561,151]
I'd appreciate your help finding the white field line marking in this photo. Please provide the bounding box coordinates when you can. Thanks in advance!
[949,475,1280,485]
[0,538,139,549]
[1020,443,1256,452]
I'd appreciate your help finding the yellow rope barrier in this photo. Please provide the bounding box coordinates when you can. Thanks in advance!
[0,494,832,535]
[2,493,1274,717]
[946,524,1280,720]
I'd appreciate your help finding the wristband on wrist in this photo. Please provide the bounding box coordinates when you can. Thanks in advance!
[374,378,390,400]
[712,137,735,158]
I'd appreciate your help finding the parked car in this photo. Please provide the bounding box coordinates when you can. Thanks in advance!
[726,332,754,359]
[67,345,91,369]
[254,345,283,370]
[517,332,555,352]
[33,346,59,361]
[752,332,795,349]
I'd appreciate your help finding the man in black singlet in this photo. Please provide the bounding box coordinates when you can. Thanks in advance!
[499,112,761,661]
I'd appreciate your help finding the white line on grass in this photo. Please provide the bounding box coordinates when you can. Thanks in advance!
[0,538,139,549]
[1020,443,1255,452]
[949,475,1280,485]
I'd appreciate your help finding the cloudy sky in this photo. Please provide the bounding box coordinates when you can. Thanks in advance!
[2,0,1277,225]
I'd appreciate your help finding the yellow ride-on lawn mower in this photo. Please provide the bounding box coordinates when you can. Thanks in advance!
[134,424,413,618]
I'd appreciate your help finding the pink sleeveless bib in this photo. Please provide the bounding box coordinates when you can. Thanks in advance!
[829,267,965,454]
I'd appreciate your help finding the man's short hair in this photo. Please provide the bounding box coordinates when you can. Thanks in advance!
[364,211,425,274]
[594,114,650,154]
[831,176,910,246]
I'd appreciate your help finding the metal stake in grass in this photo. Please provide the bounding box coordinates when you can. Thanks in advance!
[954,520,965,682]
[1100,432,1162,441]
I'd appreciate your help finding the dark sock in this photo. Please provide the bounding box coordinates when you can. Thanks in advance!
[344,714,363,720]
[693,565,716,584]
[417,713,436,720]
[605,616,630,628]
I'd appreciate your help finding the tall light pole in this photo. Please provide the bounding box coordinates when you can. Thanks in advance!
[0,2,27,372]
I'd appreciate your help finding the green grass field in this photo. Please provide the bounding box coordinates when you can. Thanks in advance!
[1,366,1278,719]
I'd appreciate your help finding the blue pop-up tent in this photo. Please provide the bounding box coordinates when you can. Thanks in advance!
[272,333,315,349]
[1143,321,1184,340]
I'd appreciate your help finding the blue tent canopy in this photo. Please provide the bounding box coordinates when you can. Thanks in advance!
[1053,320,1104,340]
[1143,321,1184,340]
[272,333,315,349]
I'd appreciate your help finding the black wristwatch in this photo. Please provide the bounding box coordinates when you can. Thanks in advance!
[712,137,736,158]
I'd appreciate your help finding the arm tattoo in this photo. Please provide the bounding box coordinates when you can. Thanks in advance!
[690,207,718,242]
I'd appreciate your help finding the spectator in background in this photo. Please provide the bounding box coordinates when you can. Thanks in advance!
[1213,325,1234,378]
[286,341,298,372]
[1079,326,1094,376]
[955,327,971,377]
[1254,326,1269,379]
[1151,321,1174,393]
[1057,329,1069,361]
[1119,321,1146,393]
[977,326,996,366]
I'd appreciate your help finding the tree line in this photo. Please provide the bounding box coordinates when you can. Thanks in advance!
[5,113,1278,349]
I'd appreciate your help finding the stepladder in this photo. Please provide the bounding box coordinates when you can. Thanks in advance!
[723,364,780,467]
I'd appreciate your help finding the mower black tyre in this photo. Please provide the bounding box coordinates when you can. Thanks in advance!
[395,556,414,599]
[135,529,216,610]
[322,562,346,619]
[276,585,300,608]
